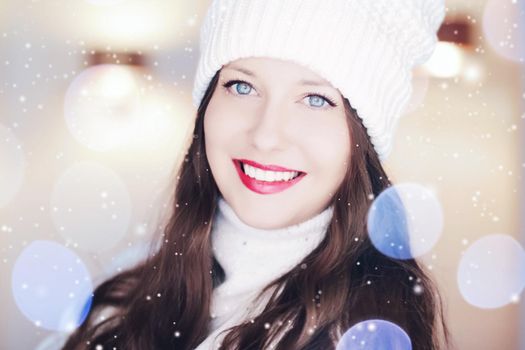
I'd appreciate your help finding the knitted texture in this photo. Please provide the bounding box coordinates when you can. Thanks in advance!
[193,196,333,349]
[192,0,445,161]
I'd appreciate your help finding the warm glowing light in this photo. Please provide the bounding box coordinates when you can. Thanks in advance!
[36,1,208,50]
[97,66,137,100]
[462,62,484,83]
[64,64,142,151]
[422,42,464,78]
[94,7,160,40]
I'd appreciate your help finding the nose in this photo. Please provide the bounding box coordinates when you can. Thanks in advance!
[248,100,288,152]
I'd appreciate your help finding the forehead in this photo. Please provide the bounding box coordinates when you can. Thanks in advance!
[222,57,335,89]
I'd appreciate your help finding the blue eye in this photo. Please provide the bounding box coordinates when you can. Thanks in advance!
[308,95,327,108]
[222,79,338,108]
[235,82,252,95]
[222,80,253,95]
[305,94,337,109]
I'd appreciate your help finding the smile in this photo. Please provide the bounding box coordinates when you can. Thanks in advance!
[232,159,306,195]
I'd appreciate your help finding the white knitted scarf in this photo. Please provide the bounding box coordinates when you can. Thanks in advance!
[195,196,334,349]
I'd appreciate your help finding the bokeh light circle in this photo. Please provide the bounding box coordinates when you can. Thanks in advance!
[11,240,93,332]
[422,42,464,78]
[128,87,193,152]
[457,234,525,309]
[336,319,412,350]
[50,161,132,252]
[64,64,142,151]
[0,124,26,208]
[367,183,443,260]
[482,0,525,62]
[35,332,70,350]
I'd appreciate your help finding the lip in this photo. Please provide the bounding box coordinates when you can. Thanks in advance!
[237,158,303,173]
[232,159,306,195]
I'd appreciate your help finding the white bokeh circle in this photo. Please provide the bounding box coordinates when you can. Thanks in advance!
[482,0,525,62]
[64,64,143,151]
[12,240,93,332]
[50,161,132,252]
[367,183,444,260]
[457,233,525,309]
[336,319,412,350]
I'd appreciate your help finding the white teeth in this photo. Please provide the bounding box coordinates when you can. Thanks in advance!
[242,163,299,182]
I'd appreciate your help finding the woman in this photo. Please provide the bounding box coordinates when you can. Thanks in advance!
[63,0,451,349]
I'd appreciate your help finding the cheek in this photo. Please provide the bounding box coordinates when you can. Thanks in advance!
[204,102,237,148]
[319,138,350,183]
[297,117,351,174]
[203,100,247,173]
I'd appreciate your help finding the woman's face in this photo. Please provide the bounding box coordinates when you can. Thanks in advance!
[204,57,351,229]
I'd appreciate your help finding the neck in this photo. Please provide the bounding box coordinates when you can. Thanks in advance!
[211,197,334,293]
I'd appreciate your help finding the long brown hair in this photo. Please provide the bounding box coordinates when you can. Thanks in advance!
[63,68,451,350]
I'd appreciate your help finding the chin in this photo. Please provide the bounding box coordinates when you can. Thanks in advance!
[236,205,290,230]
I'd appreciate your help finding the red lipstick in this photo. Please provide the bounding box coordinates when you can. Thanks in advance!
[238,159,303,173]
[232,159,306,195]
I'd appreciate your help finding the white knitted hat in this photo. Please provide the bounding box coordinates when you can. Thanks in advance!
[192,0,445,161]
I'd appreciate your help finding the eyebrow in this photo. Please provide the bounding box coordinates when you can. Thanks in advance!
[224,66,332,87]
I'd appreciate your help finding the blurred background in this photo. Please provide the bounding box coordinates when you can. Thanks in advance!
[0,0,524,349]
